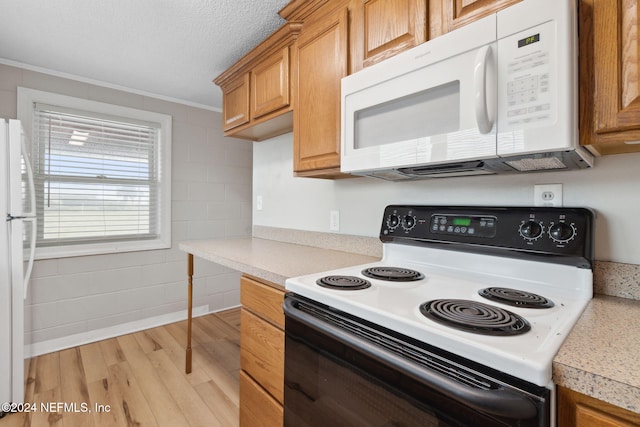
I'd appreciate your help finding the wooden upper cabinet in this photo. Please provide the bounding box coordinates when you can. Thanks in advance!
[350,0,428,72]
[220,73,250,132]
[430,0,521,37]
[579,0,640,155]
[214,22,302,141]
[293,6,350,177]
[252,46,291,119]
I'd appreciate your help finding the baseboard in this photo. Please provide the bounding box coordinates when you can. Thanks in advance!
[24,304,234,358]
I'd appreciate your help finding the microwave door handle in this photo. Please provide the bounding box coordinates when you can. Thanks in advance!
[474,45,495,134]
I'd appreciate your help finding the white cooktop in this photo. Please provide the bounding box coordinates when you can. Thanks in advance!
[285,244,592,387]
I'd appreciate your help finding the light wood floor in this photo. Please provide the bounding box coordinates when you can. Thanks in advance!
[0,309,241,427]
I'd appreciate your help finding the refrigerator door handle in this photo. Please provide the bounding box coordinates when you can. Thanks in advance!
[20,124,37,218]
[22,216,37,299]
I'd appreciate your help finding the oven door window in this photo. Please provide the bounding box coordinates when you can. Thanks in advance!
[284,295,549,427]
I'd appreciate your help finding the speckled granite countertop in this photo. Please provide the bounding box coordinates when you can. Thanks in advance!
[180,229,640,415]
[553,295,640,414]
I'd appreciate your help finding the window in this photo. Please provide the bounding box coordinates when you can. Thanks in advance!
[18,88,171,259]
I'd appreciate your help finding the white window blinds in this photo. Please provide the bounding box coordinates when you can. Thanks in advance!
[32,103,163,247]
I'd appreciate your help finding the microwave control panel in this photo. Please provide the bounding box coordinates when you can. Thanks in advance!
[500,20,556,129]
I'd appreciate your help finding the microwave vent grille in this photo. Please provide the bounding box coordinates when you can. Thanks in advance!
[505,157,567,172]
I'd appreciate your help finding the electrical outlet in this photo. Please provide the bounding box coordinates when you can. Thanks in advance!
[330,210,340,231]
[534,184,562,207]
[256,195,263,211]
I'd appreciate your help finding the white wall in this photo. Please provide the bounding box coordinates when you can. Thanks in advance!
[253,133,640,265]
[0,63,252,351]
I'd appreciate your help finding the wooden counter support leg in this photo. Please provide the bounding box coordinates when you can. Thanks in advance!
[185,253,194,374]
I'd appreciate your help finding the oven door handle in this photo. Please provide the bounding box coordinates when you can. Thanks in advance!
[284,297,539,420]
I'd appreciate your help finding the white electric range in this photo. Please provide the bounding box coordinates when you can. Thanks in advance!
[285,205,594,395]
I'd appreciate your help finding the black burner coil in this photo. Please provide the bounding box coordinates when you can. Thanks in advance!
[361,266,424,282]
[420,299,531,336]
[478,287,554,309]
[316,275,372,290]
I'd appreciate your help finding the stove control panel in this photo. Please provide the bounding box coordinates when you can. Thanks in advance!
[380,205,595,268]
[430,214,497,238]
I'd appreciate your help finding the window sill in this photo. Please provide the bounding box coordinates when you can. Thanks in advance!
[34,238,171,260]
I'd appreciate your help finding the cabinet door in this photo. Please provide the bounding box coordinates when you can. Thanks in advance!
[294,7,348,176]
[221,73,250,131]
[239,371,283,427]
[579,0,640,154]
[351,0,428,72]
[432,0,521,36]
[557,386,640,426]
[240,309,284,404]
[252,46,291,119]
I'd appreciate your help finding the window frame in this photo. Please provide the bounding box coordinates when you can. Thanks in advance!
[17,87,172,259]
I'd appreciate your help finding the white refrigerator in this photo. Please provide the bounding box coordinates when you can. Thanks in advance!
[0,119,36,413]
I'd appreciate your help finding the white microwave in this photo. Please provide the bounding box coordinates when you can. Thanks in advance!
[340,0,593,180]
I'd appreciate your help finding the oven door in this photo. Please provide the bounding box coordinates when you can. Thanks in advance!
[284,294,550,427]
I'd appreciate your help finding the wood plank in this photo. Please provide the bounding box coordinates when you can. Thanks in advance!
[31,387,63,427]
[133,329,164,354]
[154,325,212,387]
[216,309,241,331]
[116,333,190,427]
[200,338,240,374]
[192,346,240,407]
[148,349,224,427]
[86,377,127,427]
[98,337,126,367]
[163,320,221,386]
[79,341,109,384]
[33,350,61,394]
[194,380,240,427]
[58,347,93,427]
[196,314,239,343]
[107,361,159,427]
[0,413,27,427]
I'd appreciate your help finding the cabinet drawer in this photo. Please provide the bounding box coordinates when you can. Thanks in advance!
[240,370,283,427]
[240,309,284,404]
[241,276,285,328]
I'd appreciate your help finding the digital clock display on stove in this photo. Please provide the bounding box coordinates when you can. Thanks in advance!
[430,215,497,238]
[452,217,472,227]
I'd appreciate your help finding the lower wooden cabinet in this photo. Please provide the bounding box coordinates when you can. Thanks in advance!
[557,386,640,426]
[240,309,284,403]
[239,370,283,427]
[239,275,285,427]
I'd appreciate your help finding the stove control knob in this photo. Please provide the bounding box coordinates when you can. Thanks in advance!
[387,214,400,230]
[519,220,543,240]
[402,215,416,231]
[548,222,576,243]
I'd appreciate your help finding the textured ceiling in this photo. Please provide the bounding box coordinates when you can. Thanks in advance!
[0,0,290,110]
